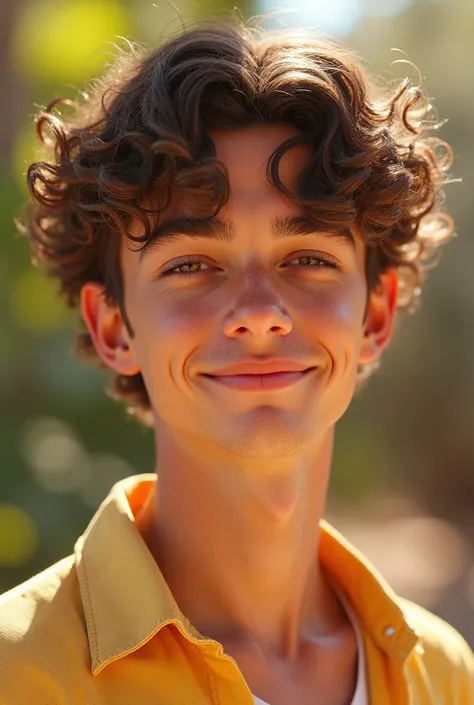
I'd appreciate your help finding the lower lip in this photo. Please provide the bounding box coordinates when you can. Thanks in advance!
[204,369,315,391]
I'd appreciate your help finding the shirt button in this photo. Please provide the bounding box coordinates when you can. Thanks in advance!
[384,626,396,636]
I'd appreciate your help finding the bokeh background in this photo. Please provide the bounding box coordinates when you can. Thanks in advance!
[1,0,473,644]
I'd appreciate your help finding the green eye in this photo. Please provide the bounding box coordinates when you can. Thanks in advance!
[161,259,211,277]
[175,262,203,273]
[288,254,339,270]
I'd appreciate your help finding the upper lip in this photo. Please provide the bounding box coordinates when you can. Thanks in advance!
[203,358,314,376]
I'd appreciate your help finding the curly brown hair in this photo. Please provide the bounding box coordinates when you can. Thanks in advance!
[20,20,454,427]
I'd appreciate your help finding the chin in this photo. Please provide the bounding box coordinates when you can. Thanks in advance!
[215,407,316,459]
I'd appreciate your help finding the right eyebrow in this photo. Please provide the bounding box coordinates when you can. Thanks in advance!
[139,217,236,262]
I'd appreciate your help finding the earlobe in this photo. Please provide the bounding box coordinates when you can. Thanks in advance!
[80,283,141,376]
[358,269,399,365]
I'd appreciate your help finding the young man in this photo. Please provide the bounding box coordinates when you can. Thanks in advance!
[1,19,472,705]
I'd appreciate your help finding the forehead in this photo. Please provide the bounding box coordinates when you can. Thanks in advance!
[212,124,309,205]
[124,124,311,250]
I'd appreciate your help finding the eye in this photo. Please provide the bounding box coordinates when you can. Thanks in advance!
[286,254,340,271]
[159,258,212,278]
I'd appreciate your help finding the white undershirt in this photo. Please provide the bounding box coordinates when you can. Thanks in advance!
[252,590,368,705]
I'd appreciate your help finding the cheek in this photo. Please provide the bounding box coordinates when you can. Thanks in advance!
[308,282,366,421]
[299,280,365,334]
[158,292,219,337]
[130,290,216,383]
[130,281,211,336]
[303,281,366,381]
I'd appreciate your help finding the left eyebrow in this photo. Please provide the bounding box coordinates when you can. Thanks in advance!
[272,215,355,249]
[139,214,354,262]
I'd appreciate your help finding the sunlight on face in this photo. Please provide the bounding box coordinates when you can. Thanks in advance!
[120,124,370,459]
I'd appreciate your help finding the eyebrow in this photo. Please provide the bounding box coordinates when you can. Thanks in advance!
[139,214,354,261]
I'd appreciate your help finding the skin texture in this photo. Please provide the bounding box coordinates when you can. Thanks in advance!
[81,124,398,704]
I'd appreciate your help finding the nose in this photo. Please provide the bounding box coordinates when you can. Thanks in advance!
[222,281,293,340]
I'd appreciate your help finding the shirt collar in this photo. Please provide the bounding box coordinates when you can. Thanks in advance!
[74,474,420,675]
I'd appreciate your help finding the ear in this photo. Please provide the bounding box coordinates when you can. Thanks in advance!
[80,282,141,376]
[358,269,399,365]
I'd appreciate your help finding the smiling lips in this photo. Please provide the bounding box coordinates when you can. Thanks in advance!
[202,359,316,391]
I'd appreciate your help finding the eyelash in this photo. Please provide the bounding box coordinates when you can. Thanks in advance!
[160,254,340,278]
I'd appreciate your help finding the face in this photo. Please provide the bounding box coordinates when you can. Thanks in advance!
[83,124,397,459]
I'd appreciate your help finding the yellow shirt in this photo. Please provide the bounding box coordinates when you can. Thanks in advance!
[0,474,473,704]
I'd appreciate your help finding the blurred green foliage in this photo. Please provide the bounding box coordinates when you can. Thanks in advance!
[0,0,473,614]
[13,0,130,83]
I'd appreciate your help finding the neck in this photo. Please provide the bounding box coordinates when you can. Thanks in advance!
[137,427,338,661]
